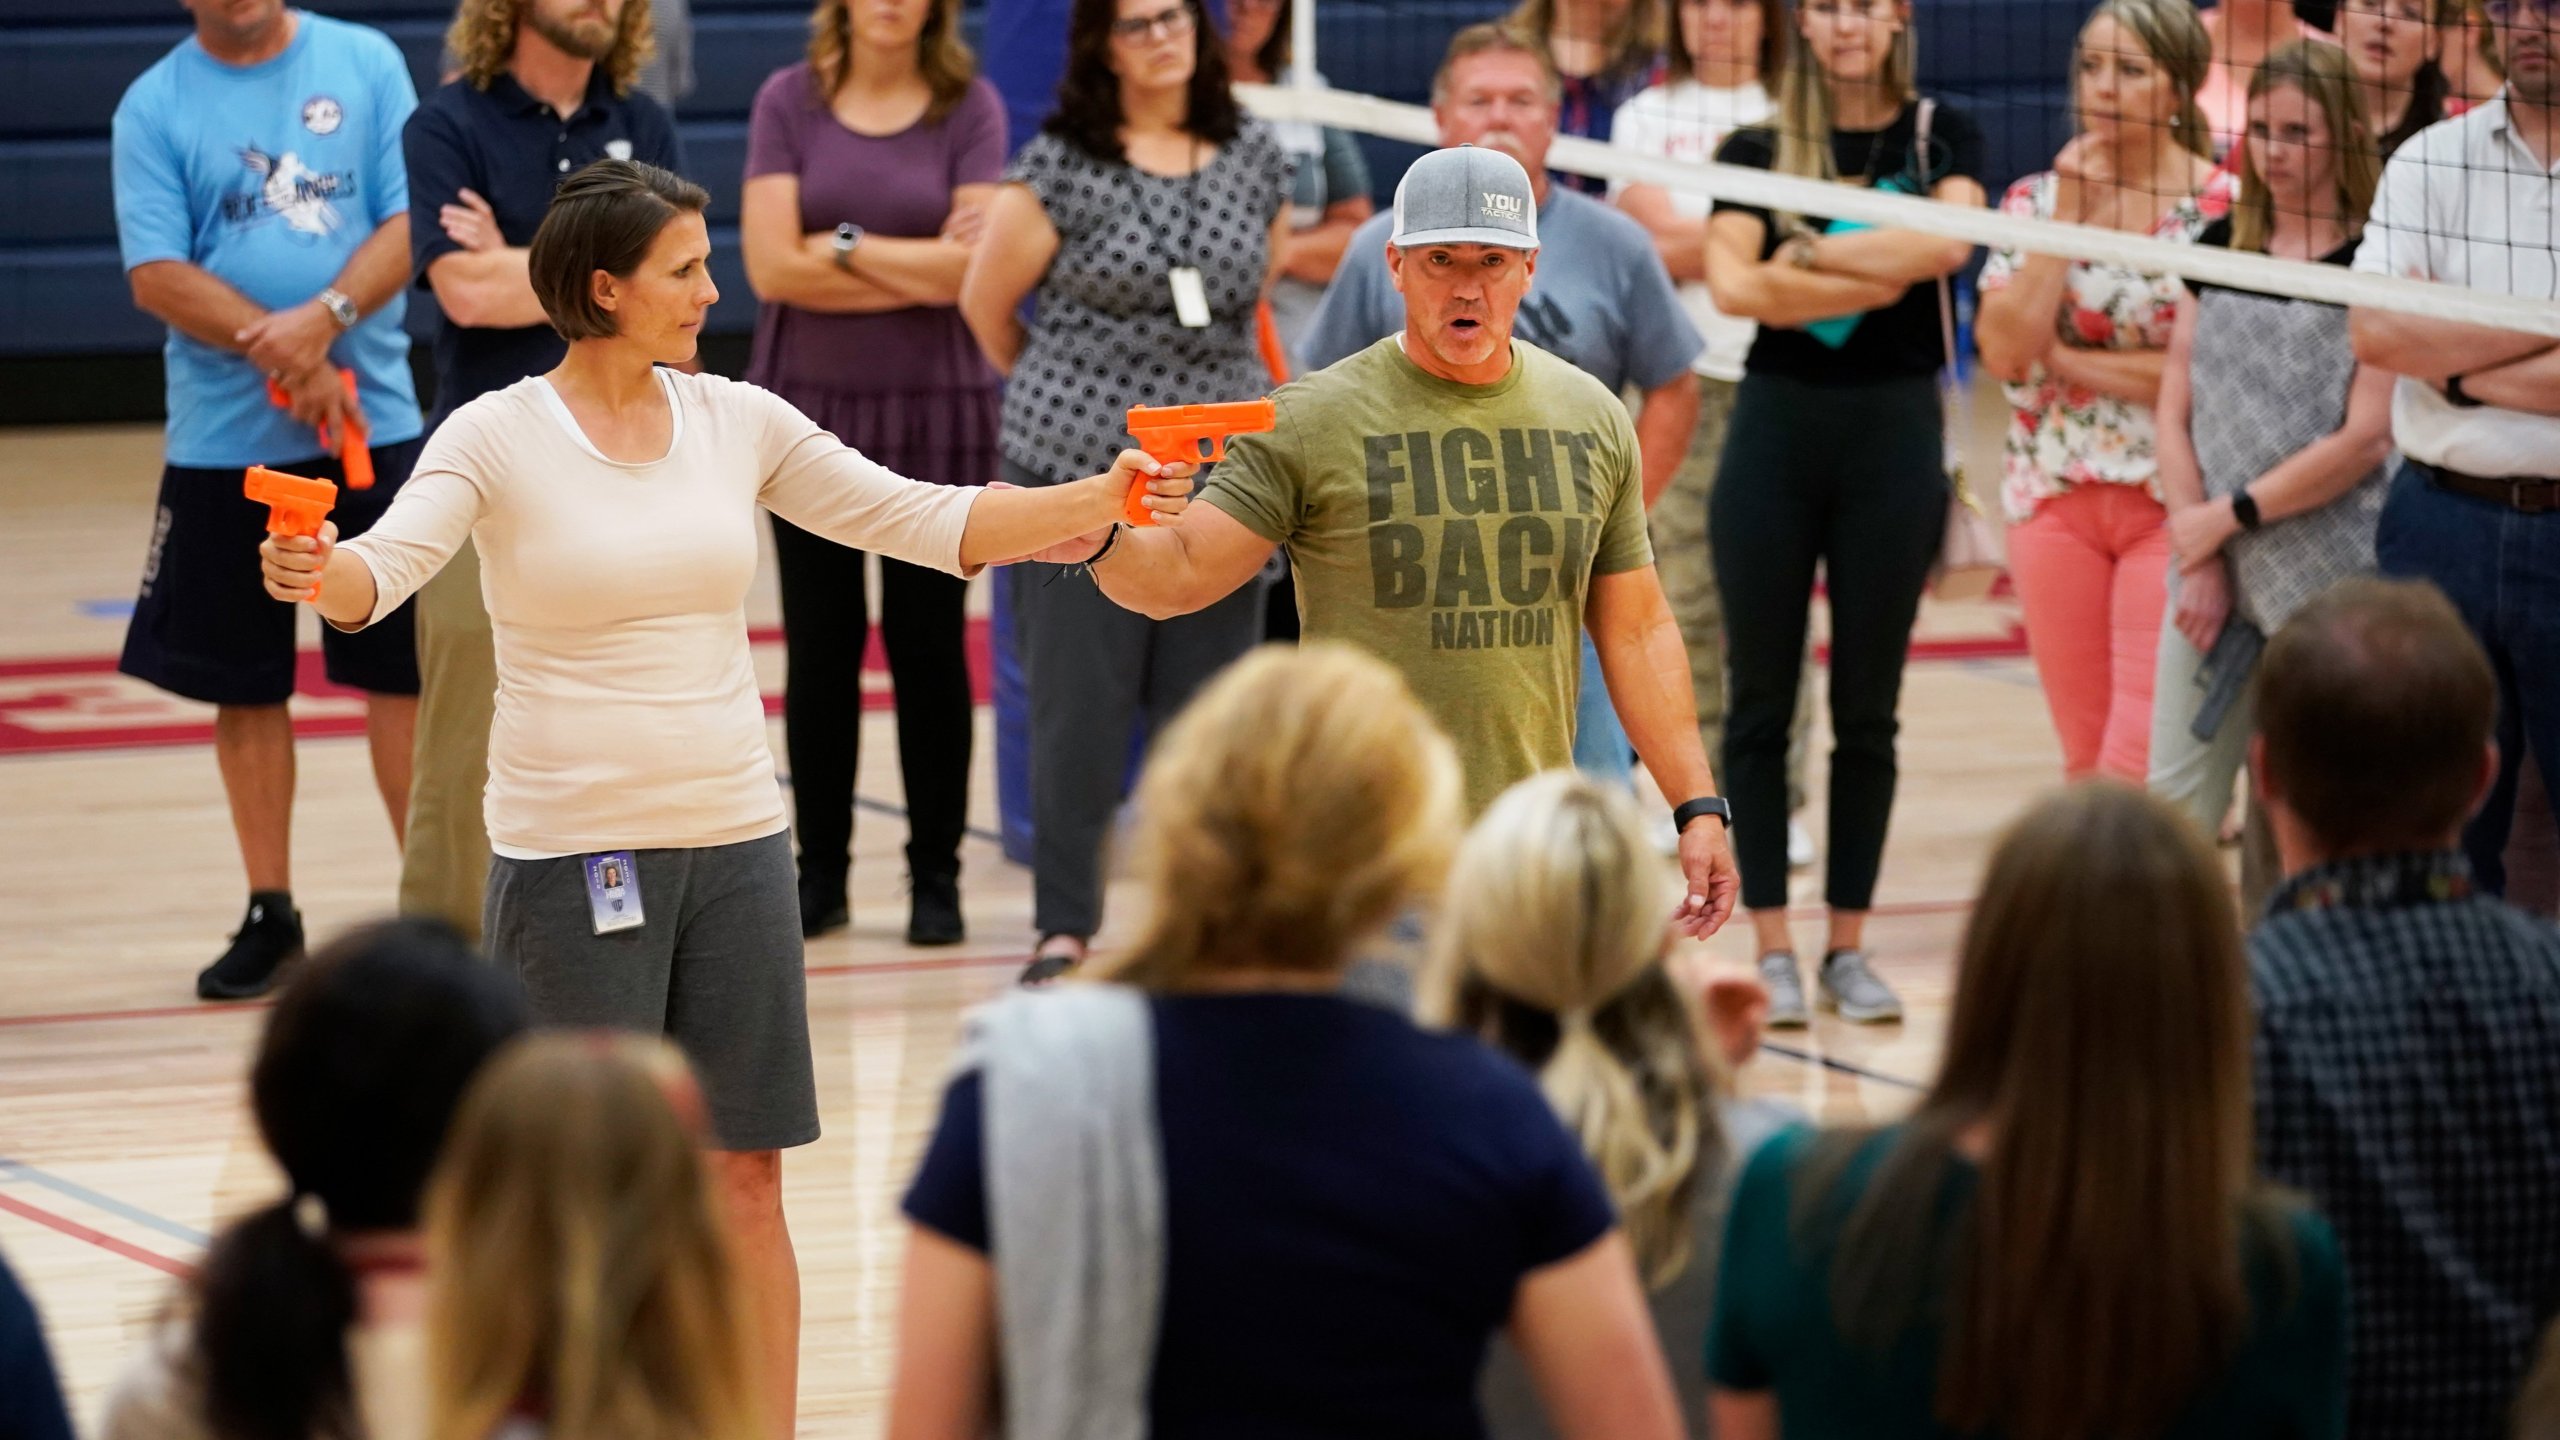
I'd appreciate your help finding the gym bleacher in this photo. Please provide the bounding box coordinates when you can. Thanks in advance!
[0,0,2068,422]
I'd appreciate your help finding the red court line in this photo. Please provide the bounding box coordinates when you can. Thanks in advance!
[0,1191,193,1277]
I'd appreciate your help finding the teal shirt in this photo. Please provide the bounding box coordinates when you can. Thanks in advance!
[1707,1125,2349,1439]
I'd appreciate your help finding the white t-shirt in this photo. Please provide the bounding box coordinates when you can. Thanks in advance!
[1608,79,1774,383]
[339,369,981,856]
[2351,94,2560,478]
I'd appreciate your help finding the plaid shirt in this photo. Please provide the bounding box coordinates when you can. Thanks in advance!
[2252,851,2560,1440]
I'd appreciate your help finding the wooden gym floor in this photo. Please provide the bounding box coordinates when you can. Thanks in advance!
[0,414,2059,1435]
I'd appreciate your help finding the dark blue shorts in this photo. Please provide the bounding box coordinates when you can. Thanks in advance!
[118,438,423,706]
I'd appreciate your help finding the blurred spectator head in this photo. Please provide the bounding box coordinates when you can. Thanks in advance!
[2231,41,2379,250]
[1047,0,1244,161]
[1771,0,1914,181]
[1420,770,1729,1288]
[2338,0,2450,118]
[1433,24,1563,177]
[425,1034,756,1440]
[1100,642,1462,988]
[2254,577,2498,860]
[2074,0,2214,156]
[1667,0,1789,86]
[529,159,712,345]
[1810,783,2258,1438]
[184,0,289,49]
[1224,0,1293,78]
[2480,0,2554,102]
[1505,0,1670,80]
[806,0,979,122]
[448,0,658,97]
[196,919,527,1440]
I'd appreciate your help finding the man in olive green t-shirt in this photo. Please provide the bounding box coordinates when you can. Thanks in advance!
[1061,144,1739,936]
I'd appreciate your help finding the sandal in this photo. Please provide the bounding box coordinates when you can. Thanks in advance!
[1019,934,1088,988]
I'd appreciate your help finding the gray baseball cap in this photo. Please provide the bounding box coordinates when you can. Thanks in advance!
[1390,144,1540,251]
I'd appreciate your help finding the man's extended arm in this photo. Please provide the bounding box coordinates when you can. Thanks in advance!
[1588,564,1737,936]
[1088,502,1278,621]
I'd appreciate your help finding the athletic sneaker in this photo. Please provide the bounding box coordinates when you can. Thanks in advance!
[195,894,304,1001]
[907,871,965,947]
[1760,952,1809,1029]
[1818,948,1904,1024]
[1787,820,1817,871]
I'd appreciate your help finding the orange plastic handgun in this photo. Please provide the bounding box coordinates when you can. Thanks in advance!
[264,368,373,490]
[245,465,339,600]
[1123,399,1276,527]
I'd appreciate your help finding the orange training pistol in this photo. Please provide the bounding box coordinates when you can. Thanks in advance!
[245,465,339,601]
[1123,398,1276,527]
[265,368,374,490]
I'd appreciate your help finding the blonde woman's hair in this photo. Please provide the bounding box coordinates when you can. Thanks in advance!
[448,0,657,96]
[1770,0,1916,227]
[2230,41,2380,253]
[805,0,979,124]
[423,1035,759,1440]
[2078,0,2215,159]
[1505,0,1669,82]
[1419,771,1729,1289]
[1096,643,1464,989]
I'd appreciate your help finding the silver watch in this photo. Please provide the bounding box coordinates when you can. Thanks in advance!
[315,287,358,329]
[831,223,865,271]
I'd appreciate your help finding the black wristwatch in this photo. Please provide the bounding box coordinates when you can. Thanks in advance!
[1673,797,1732,833]
[2230,488,2262,532]
[2445,373,2484,408]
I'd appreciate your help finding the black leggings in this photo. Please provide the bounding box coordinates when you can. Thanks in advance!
[771,515,974,889]
[1710,371,1946,913]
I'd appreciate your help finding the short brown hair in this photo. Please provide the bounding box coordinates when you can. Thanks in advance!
[527,160,709,342]
[1432,22,1562,106]
[2255,577,2496,851]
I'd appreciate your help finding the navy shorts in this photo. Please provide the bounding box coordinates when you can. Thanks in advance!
[118,438,423,706]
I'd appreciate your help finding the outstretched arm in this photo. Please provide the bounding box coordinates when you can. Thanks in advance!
[1589,565,1737,937]
[1087,501,1281,620]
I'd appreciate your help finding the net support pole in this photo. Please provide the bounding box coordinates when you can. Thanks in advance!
[1236,82,2560,338]
[1291,0,1317,91]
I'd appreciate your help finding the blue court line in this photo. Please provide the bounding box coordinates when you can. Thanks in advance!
[1756,1043,1925,1093]
[0,1157,212,1249]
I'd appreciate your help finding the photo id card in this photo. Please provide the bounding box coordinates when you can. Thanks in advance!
[1168,266,1211,329]
[584,850,645,934]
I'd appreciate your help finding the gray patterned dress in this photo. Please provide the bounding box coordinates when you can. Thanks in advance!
[2185,219,2394,633]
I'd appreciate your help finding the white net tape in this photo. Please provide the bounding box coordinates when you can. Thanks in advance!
[1239,80,2560,339]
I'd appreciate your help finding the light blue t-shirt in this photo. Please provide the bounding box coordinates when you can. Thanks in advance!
[1295,186,1704,396]
[113,11,423,468]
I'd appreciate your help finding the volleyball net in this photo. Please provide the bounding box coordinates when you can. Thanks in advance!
[1236,0,2560,337]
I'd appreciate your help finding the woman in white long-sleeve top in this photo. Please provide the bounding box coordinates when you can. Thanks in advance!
[255,158,1189,1437]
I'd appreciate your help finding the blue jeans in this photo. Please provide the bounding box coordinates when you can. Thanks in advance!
[2374,461,2560,894]
[1573,633,1634,785]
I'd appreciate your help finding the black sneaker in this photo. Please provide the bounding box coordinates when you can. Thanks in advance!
[1020,935,1085,987]
[906,871,965,947]
[196,894,304,1001]
[798,874,848,939]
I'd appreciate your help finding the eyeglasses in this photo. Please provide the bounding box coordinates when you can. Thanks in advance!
[1109,3,1196,41]
[2481,0,2554,24]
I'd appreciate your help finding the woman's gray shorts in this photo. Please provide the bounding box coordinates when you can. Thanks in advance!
[483,829,820,1151]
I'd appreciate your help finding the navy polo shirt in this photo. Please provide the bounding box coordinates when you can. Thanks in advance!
[402,70,681,425]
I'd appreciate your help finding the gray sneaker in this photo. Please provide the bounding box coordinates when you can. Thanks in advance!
[1760,952,1809,1029]
[1818,948,1904,1024]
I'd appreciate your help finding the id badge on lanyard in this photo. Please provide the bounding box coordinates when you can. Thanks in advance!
[585,850,645,934]
[1169,266,1211,329]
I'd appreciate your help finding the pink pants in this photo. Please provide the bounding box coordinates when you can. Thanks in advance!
[2008,483,2171,782]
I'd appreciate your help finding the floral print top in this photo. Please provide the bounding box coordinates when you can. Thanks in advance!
[1980,168,2237,523]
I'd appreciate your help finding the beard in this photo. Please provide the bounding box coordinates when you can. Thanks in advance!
[526,1,619,61]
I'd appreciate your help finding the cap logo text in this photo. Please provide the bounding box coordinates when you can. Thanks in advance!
[1482,191,1524,220]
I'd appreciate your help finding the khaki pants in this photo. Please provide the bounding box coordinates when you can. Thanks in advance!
[399,538,494,942]
[1648,376,1811,813]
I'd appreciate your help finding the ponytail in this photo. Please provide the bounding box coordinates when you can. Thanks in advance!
[194,1198,360,1440]
[1540,976,1714,1288]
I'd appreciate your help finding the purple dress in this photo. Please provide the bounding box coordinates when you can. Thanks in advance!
[743,66,1005,488]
